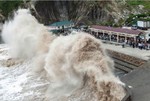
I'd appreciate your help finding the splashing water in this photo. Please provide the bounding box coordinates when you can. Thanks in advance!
[2,9,53,59]
[1,9,125,101]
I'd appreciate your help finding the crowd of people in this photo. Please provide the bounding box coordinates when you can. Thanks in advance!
[89,32,150,50]
[122,38,150,50]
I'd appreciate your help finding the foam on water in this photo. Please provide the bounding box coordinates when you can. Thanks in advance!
[0,45,49,101]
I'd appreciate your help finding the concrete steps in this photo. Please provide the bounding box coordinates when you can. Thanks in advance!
[106,49,146,73]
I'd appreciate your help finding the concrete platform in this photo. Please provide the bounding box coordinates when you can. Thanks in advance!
[121,61,150,101]
[103,42,150,60]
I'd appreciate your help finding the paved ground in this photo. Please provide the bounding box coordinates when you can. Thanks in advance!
[102,42,150,60]
[102,41,150,101]
[121,61,150,101]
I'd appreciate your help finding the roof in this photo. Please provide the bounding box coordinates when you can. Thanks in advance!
[91,25,143,35]
[50,20,74,27]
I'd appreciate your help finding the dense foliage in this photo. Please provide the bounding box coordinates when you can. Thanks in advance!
[127,0,150,9]
[125,13,150,26]
[0,1,23,18]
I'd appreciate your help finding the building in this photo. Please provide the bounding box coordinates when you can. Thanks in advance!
[89,25,145,43]
[137,20,150,30]
[50,20,74,29]
[49,20,74,34]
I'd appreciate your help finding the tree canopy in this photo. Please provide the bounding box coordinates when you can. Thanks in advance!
[0,1,23,18]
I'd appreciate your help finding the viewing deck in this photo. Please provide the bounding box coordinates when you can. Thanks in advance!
[103,42,150,101]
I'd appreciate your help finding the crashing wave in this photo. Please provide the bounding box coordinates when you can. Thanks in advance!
[1,9,125,101]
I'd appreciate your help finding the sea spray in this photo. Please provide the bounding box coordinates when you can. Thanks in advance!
[2,9,125,101]
[2,9,54,59]
[44,33,125,101]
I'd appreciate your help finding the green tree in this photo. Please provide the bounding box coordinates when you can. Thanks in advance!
[0,1,23,18]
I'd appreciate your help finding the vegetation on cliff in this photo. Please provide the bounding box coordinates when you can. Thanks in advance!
[0,1,23,19]
[127,0,150,10]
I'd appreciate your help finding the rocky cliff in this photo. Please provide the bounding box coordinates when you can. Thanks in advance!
[33,1,120,25]
[32,0,148,26]
[0,0,149,26]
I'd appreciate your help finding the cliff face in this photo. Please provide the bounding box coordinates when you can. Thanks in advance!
[22,0,149,25]
[0,1,148,26]
[33,1,119,25]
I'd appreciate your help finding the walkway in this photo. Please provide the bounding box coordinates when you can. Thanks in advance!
[102,42,150,60]
[121,61,150,101]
